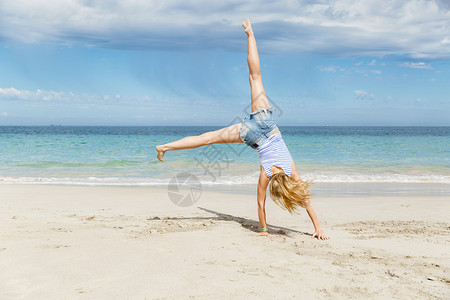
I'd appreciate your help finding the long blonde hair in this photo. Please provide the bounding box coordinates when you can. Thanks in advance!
[269,172,312,214]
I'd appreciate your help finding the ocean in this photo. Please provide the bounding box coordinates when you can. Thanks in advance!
[0,126,449,187]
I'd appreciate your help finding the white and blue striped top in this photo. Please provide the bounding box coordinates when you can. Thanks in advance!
[256,131,293,178]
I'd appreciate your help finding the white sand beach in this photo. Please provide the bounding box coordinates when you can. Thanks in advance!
[0,184,449,299]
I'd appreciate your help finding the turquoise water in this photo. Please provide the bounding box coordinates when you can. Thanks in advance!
[0,126,449,185]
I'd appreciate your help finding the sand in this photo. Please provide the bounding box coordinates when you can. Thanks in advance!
[0,184,449,299]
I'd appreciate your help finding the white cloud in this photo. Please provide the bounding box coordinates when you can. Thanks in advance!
[318,65,339,72]
[354,89,374,100]
[1,112,8,117]
[0,87,155,107]
[399,62,434,69]
[319,65,381,75]
[0,87,67,101]
[0,87,86,102]
[354,90,368,97]
[0,0,449,58]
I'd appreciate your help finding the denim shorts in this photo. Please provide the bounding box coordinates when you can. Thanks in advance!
[239,107,279,149]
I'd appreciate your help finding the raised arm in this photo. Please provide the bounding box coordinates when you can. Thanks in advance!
[257,166,270,236]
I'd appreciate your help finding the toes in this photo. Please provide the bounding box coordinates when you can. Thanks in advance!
[155,146,165,162]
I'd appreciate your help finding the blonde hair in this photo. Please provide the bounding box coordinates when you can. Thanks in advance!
[269,172,312,214]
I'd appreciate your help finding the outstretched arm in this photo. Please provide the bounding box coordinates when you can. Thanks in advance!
[305,204,328,240]
[257,166,270,236]
[291,163,328,240]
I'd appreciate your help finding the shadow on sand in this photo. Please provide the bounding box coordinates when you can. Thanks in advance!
[149,206,311,237]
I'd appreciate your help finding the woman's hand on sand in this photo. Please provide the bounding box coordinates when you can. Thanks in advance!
[312,229,328,240]
[257,231,270,237]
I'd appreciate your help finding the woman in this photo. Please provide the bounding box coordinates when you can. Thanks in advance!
[156,19,328,240]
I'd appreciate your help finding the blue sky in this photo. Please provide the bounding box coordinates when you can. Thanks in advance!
[0,0,449,126]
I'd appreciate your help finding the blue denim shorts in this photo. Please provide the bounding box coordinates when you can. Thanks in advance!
[239,107,279,149]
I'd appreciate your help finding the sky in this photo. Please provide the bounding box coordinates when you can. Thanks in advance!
[0,0,449,126]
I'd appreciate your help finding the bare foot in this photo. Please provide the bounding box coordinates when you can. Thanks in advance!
[257,231,270,237]
[242,18,253,36]
[155,145,166,162]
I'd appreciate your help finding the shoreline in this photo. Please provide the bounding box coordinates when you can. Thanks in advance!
[1,181,450,197]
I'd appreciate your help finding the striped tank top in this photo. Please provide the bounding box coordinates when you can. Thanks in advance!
[256,131,293,178]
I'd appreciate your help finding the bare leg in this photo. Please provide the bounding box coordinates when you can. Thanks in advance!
[242,19,270,112]
[156,123,243,161]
